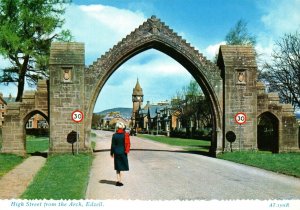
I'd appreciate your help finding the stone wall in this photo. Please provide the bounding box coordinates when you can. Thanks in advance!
[257,82,299,152]
[1,81,48,155]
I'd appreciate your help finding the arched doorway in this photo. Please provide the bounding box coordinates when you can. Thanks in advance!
[84,16,223,155]
[257,112,279,153]
[24,110,49,156]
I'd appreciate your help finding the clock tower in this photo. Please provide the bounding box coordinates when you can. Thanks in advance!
[132,79,144,127]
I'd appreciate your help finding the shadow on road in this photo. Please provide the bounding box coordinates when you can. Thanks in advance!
[93,148,213,157]
[99,180,117,185]
[28,151,48,158]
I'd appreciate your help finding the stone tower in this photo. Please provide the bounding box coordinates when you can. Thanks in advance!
[131,79,144,127]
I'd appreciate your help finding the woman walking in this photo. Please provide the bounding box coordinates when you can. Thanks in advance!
[110,122,130,186]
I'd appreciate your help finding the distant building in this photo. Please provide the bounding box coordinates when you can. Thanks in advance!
[102,111,129,129]
[26,114,48,129]
[0,93,7,128]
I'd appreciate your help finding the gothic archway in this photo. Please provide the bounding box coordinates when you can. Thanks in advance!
[257,112,279,153]
[84,16,223,154]
[23,109,49,155]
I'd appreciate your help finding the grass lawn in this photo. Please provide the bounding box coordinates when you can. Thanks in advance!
[0,128,2,150]
[21,153,93,199]
[26,135,49,154]
[139,134,211,154]
[218,151,300,178]
[0,154,25,178]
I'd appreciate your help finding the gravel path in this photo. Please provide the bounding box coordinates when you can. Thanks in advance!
[0,156,46,199]
[86,130,300,200]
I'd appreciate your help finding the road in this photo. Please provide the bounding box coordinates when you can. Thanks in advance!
[86,130,300,200]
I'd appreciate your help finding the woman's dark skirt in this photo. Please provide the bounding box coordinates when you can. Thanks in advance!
[114,153,129,171]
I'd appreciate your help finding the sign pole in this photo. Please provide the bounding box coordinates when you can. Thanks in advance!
[71,110,84,155]
[234,112,247,152]
[76,123,79,155]
[239,124,241,151]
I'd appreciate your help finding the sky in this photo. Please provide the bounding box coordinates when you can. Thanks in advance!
[0,0,300,112]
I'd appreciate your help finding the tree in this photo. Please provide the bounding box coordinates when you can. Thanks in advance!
[259,31,300,109]
[0,0,72,102]
[92,113,103,129]
[172,79,212,130]
[225,19,256,46]
[213,19,256,64]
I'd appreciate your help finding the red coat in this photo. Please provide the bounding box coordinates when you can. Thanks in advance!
[115,129,131,154]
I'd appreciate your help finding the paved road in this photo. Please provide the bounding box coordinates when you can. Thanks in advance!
[86,130,300,200]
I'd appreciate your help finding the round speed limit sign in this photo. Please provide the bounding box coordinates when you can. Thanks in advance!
[72,110,84,123]
[234,112,246,125]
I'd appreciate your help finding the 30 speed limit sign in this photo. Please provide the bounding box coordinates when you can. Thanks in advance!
[72,110,84,123]
[234,112,246,125]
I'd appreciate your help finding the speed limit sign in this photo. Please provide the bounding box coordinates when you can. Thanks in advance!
[72,110,84,123]
[235,112,246,125]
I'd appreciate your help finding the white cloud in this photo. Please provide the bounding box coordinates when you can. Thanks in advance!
[65,4,146,65]
[255,0,300,66]
[204,41,226,60]
[120,51,188,76]
[261,0,300,37]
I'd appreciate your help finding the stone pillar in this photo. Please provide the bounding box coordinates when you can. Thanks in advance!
[1,103,26,156]
[280,104,299,152]
[218,45,258,151]
[49,42,86,153]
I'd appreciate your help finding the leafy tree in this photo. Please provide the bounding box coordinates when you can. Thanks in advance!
[92,113,103,129]
[0,0,72,102]
[172,79,212,130]
[213,19,256,64]
[259,31,300,109]
[225,19,256,46]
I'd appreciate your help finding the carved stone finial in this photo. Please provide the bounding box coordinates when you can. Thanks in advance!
[150,15,157,20]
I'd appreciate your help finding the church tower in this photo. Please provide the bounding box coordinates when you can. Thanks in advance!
[132,79,144,127]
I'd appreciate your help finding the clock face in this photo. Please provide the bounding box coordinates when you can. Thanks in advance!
[137,96,140,100]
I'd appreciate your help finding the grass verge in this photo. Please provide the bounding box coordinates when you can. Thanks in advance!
[0,154,25,178]
[0,128,2,150]
[21,153,93,199]
[217,151,300,178]
[26,135,49,153]
[139,134,211,154]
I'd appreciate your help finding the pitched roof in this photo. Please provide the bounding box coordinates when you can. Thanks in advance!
[132,79,143,96]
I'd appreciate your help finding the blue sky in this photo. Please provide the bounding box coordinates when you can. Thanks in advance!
[0,0,300,112]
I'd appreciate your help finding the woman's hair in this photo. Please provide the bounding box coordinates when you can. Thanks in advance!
[115,122,125,129]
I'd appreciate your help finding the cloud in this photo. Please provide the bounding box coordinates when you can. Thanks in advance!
[255,0,300,66]
[261,0,300,37]
[65,4,146,65]
[204,41,226,60]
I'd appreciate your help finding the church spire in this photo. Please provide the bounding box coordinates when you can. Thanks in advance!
[133,78,143,96]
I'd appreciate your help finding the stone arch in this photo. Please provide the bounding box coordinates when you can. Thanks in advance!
[257,111,279,153]
[84,16,223,154]
[256,82,299,152]
[1,80,49,155]
[23,109,49,151]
